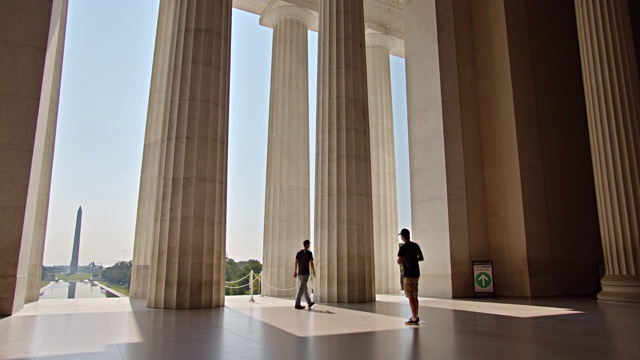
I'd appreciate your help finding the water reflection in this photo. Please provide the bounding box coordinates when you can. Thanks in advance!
[67,282,76,298]
[40,281,119,299]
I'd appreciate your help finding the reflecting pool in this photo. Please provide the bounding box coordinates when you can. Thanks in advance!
[40,281,119,299]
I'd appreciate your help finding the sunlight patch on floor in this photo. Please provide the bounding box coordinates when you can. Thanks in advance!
[225,295,410,337]
[376,294,583,318]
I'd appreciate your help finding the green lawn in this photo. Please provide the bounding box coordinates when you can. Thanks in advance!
[55,273,93,281]
[97,281,130,297]
[40,281,50,289]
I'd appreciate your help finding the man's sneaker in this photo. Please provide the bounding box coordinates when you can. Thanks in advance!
[295,304,305,310]
[308,301,315,310]
[405,317,419,325]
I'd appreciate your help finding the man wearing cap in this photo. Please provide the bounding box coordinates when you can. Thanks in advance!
[294,239,316,310]
[397,228,424,325]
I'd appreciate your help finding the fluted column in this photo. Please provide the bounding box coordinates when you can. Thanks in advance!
[261,6,314,297]
[575,0,640,302]
[144,0,232,309]
[315,0,375,303]
[131,0,179,300]
[22,0,68,303]
[0,0,54,316]
[365,33,400,294]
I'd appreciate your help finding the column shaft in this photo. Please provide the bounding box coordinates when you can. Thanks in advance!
[0,0,53,316]
[145,0,232,309]
[315,0,375,303]
[262,6,312,297]
[23,0,68,303]
[404,0,473,297]
[365,34,400,294]
[575,0,640,302]
[131,0,179,300]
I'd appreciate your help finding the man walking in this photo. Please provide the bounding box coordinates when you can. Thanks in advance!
[294,239,316,310]
[397,228,423,325]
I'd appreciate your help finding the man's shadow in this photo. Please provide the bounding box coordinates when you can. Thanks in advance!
[309,308,335,314]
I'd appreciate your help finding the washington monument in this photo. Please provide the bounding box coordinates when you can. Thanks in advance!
[69,206,82,274]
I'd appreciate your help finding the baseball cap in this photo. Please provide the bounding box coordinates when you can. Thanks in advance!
[399,228,410,240]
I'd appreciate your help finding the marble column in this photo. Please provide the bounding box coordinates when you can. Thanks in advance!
[23,0,68,303]
[130,0,179,300]
[0,0,54,316]
[315,0,375,303]
[145,0,232,309]
[403,0,474,298]
[365,33,400,294]
[261,5,314,297]
[575,0,640,302]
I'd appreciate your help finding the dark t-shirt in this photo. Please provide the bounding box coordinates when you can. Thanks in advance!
[296,249,314,275]
[397,242,423,278]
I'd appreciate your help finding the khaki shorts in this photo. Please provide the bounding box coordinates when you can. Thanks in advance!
[404,277,419,298]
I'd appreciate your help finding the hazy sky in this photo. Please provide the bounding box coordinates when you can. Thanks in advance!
[44,0,410,266]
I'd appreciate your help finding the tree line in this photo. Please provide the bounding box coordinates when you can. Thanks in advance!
[43,257,261,295]
[225,257,262,295]
[101,261,132,286]
[99,257,262,294]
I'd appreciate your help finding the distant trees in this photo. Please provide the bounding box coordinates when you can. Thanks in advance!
[43,257,260,295]
[101,261,132,287]
[42,265,67,280]
[225,257,262,295]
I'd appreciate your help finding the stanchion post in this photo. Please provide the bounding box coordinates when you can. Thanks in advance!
[260,274,263,297]
[249,270,255,302]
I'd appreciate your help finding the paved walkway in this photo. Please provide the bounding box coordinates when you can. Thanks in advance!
[1,295,638,359]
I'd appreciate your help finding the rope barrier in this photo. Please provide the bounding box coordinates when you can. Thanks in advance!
[224,276,259,289]
[256,274,315,293]
[224,272,252,284]
[224,271,316,301]
[255,274,298,291]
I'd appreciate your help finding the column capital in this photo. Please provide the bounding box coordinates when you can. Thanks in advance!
[365,32,399,52]
[261,5,315,29]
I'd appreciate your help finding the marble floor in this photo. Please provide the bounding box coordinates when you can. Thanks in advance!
[0,294,638,359]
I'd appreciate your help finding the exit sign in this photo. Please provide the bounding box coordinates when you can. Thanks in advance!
[473,261,494,296]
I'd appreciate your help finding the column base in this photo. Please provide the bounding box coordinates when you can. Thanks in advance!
[129,264,150,300]
[25,263,44,303]
[0,275,27,316]
[598,275,640,303]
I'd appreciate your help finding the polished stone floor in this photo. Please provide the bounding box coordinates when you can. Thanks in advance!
[1,294,638,359]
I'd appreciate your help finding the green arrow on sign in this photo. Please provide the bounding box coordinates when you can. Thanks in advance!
[475,272,492,288]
